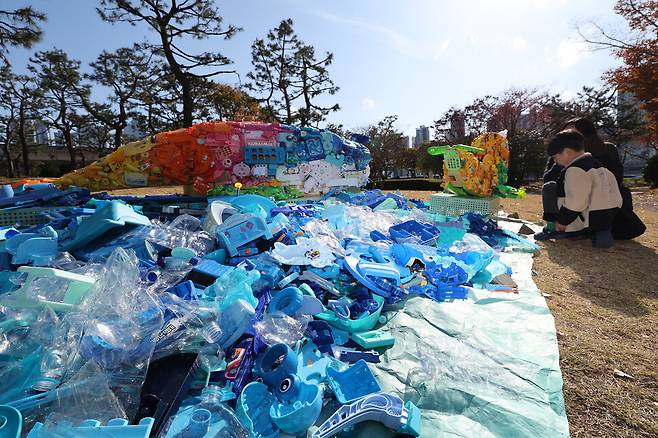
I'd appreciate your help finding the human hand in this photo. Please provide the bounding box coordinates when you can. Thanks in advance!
[555,222,567,232]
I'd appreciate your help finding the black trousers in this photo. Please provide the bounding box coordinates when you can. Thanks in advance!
[542,181,559,222]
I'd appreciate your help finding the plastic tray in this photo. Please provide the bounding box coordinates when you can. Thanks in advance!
[429,193,499,217]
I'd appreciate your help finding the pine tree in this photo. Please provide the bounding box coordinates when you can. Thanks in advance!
[98,0,241,128]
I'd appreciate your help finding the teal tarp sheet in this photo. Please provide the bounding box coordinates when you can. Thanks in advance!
[363,223,570,437]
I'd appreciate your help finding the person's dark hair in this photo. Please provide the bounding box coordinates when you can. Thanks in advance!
[561,117,597,137]
[561,117,606,152]
[547,129,585,155]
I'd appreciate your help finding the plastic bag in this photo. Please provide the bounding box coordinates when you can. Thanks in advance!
[38,362,127,434]
[253,311,310,346]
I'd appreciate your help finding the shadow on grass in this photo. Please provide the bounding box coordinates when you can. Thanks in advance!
[543,239,658,317]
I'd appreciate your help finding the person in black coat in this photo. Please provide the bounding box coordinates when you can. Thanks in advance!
[536,117,645,240]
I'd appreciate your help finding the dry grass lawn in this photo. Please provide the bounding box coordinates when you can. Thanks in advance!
[504,191,658,438]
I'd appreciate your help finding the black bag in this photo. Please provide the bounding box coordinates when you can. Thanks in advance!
[611,186,646,240]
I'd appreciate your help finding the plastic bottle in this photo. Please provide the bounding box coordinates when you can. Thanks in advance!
[161,385,249,437]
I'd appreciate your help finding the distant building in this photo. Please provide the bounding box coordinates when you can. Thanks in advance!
[447,112,465,141]
[616,91,655,175]
[33,120,53,146]
[400,136,410,148]
[124,119,146,140]
[411,136,416,146]
[414,125,430,147]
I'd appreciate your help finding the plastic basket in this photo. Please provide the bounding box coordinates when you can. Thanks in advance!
[0,206,86,228]
[0,207,53,227]
[429,193,499,217]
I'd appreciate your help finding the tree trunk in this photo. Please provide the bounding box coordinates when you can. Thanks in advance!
[281,85,292,124]
[301,58,312,127]
[1,142,15,178]
[18,102,30,176]
[157,21,193,128]
[2,123,15,177]
[63,129,76,168]
[178,74,194,127]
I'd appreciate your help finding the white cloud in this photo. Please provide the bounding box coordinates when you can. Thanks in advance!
[362,98,376,110]
[511,37,529,51]
[433,39,452,58]
[559,88,577,100]
[556,38,587,68]
[307,10,450,60]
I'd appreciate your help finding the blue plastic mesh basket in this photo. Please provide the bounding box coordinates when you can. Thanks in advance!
[429,193,499,217]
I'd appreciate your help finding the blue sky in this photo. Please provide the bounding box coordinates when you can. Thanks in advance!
[6,0,625,138]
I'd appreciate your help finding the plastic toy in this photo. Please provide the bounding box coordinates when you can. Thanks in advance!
[255,343,298,388]
[315,294,384,333]
[295,341,336,385]
[427,131,524,198]
[229,194,278,219]
[352,330,396,349]
[305,321,335,354]
[4,226,58,266]
[0,405,21,438]
[202,201,238,235]
[270,237,336,268]
[332,347,381,364]
[0,266,95,312]
[27,418,155,438]
[342,255,406,304]
[254,343,324,436]
[235,382,279,438]
[216,300,256,349]
[311,393,421,438]
[389,220,440,245]
[267,286,304,316]
[215,214,272,257]
[326,360,381,404]
[60,200,150,252]
[269,382,323,436]
[222,337,257,398]
[203,266,259,311]
[186,259,234,289]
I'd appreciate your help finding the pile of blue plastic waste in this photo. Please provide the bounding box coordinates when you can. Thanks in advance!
[0,183,538,437]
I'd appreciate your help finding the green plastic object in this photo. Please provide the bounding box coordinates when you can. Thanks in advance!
[315,294,384,333]
[171,247,196,262]
[207,185,303,201]
[426,144,485,156]
[429,193,500,217]
[0,405,22,438]
[373,198,398,211]
[352,329,395,349]
[0,266,95,312]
